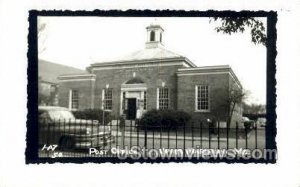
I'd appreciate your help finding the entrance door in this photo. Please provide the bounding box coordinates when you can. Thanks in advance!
[127,98,137,120]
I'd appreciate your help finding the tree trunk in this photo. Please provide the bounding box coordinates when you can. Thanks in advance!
[228,102,236,128]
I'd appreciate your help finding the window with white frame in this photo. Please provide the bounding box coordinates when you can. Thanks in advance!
[158,88,168,109]
[196,85,209,111]
[103,88,112,110]
[71,90,79,110]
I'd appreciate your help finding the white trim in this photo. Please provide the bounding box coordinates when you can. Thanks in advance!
[59,79,95,82]
[121,87,147,91]
[68,90,72,110]
[177,71,242,89]
[91,56,192,67]
[195,85,210,112]
[178,65,230,71]
[177,67,242,89]
[177,72,228,76]
[91,62,191,71]
[59,74,96,78]
[194,85,197,112]
[120,91,123,115]
[101,89,104,110]
[156,88,159,109]
[122,83,147,87]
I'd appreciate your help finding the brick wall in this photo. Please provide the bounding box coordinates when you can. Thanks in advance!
[57,64,243,126]
[177,73,230,125]
[92,63,184,117]
[58,80,95,110]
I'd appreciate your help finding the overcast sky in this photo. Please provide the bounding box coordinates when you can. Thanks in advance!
[38,17,267,105]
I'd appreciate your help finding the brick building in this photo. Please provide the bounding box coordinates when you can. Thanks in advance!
[57,24,243,126]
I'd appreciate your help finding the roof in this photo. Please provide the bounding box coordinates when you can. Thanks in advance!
[101,47,181,63]
[38,59,87,83]
[146,24,164,31]
[91,47,196,67]
[120,47,182,61]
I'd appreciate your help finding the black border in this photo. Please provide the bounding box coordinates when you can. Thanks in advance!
[26,10,277,164]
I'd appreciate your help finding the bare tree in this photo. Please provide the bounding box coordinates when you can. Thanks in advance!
[227,87,248,126]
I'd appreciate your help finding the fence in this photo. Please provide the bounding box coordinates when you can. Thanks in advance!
[38,119,266,159]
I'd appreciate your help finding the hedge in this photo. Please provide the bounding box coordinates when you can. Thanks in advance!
[139,109,191,130]
[72,109,112,124]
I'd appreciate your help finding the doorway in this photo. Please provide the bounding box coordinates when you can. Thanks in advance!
[127,98,137,120]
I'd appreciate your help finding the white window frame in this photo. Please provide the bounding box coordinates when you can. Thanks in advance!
[69,89,79,111]
[68,90,72,110]
[157,87,169,110]
[102,88,113,111]
[195,85,210,112]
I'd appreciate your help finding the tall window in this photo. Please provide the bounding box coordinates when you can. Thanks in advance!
[71,90,79,110]
[150,31,155,41]
[158,88,168,109]
[103,88,113,110]
[196,85,209,111]
[143,91,147,110]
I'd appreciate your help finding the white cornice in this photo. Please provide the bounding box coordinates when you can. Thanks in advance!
[177,70,242,89]
[91,61,190,71]
[58,79,96,82]
[58,74,96,78]
[58,74,96,82]
[90,57,196,69]
[177,65,231,71]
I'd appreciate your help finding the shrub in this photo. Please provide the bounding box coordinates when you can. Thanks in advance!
[139,109,191,130]
[72,109,112,124]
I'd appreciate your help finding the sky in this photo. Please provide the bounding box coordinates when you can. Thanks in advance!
[38,17,267,105]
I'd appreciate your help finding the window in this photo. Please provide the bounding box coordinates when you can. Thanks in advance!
[196,85,209,111]
[158,88,168,109]
[103,88,112,110]
[150,31,155,41]
[143,91,147,110]
[71,90,79,110]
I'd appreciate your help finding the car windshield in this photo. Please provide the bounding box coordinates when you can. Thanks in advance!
[48,110,76,121]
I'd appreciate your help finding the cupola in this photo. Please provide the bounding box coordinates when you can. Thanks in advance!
[145,24,164,49]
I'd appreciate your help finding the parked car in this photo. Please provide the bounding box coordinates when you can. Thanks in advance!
[38,106,114,150]
[257,117,266,127]
[242,117,255,130]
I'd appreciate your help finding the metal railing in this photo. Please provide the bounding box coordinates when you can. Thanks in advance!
[38,119,265,159]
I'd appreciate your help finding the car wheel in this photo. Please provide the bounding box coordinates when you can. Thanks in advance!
[59,137,75,151]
